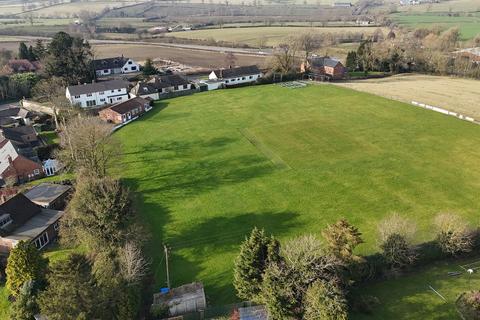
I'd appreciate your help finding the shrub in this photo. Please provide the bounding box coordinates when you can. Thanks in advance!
[434,213,473,255]
[456,291,480,320]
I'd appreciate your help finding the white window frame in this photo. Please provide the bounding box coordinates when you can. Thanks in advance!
[34,231,49,250]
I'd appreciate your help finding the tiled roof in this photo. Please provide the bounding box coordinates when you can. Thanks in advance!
[93,56,129,71]
[212,65,261,79]
[309,56,343,68]
[0,193,41,234]
[67,80,129,96]
[107,97,150,115]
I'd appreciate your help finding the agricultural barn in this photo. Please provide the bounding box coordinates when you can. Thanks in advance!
[98,97,151,124]
[0,193,64,254]
[208,65,262,88]
[93,56,140,77]
[66,80,129,108]
[152,282,206,317]
[301,56,346,80]
[131,74,193,100]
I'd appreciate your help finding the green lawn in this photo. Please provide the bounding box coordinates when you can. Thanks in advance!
[0,285,9,320]
[351,257,480,319]
[115,84,480,306]
[392,13,480,40]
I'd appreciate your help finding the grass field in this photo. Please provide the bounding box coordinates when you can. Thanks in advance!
[165,26,387,47]
[352,257,480,319]
[0,285,9,320]
[392,13,480,40]
[395,0,480,13]
[114,84,480,305]
[335,74,480,119]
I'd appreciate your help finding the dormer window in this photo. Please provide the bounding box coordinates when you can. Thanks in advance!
[0,214,12,229]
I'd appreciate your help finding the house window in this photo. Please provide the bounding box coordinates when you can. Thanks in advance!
[0,215,12,228]
[231,79,235,82]
[111,90,115,93]
[86,100,96,107]
[86,93,92,97]
[128,61,133,64]
[54,222,59,231]
[249,76,253,79]
[118,89,122,92]
[99,91,104,95]
[74,95,80,99]
[242,77,246,80]
[237,78,240,81]
[100,98,105,102]
[34,232,49,250]
[131,66,137,71]
[33,169,40,175]
[117,97,122,101]
[225,80,229,83]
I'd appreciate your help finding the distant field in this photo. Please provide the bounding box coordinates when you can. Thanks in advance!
[165,26,386,47]
[116,84,480,305]
[392,13,480,40]
[16,1,142,17]
[352,257,480,319]
[335,74,480,119]
[92,43,268,68]
[396,0,480,13]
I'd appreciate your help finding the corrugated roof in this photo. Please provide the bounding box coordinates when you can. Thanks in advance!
[212,65,261,79]
[24,183,71,207]
[67,80,129,96]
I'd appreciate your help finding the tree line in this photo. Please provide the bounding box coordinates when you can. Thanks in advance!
[233,211,477,319]
[5,116,151,319]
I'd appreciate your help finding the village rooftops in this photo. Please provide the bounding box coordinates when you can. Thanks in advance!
[109,97,151,115]
[67,80,129,96]
[24,183,72,208]
[0,193,40,232]
[211,65,261,79]
[93,56,130,71]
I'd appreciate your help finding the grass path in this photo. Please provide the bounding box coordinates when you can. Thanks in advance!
[115,84,480,305]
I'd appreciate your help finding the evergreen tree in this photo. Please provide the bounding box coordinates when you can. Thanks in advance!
[33,39,46,60]
[303,280,348,320]
[18,42,29,60]
[345,51,358,71]
[142,58,158,76]
[6,241,47,297]
[38,254,98,320]
[10,280,39,320]
[233,227,279,301]
[322,219,363,263]
[44,31,94,84]
[28,45,36,61]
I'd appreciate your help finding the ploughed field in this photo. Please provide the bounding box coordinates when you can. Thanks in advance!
[115,84,480,304]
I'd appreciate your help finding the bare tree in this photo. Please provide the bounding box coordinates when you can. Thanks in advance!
[272,41,298,74]
[119,241,150,285]
[434,213,473,255]
[224,52,237,68]
[295,32,321,62]
[58,116,118,177]
[377,212,416,244]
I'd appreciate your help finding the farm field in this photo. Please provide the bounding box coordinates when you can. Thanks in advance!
[115,84,480,305]
[335,74,480,119]
[392,13,480,40]
[351,257,480,319]
[16,1,142,17]
[395,0,480,13]
[92,43,268,68]
[165,26,387,47]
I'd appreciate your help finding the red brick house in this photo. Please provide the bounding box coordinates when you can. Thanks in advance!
[0,193,64,255]
[301,56,346,80]
[99,97,151,124]
[0,139,43,185]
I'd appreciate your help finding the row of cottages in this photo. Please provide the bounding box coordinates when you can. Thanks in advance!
[301,56,347,80]
[131,74,193,100]
[99,97,152,124]
[205,65,262,90]
[0,183,71,255]
[66,80,129,108]
[92,56,140,78]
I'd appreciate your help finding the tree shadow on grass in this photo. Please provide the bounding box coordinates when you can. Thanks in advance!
[163,211,303,304]
[122,137,276,202]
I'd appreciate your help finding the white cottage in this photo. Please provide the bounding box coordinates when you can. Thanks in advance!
[93,56,140,77]
[208,65,262,88]
[66,80,129,108]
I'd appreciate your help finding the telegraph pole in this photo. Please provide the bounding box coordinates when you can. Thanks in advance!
[164,244,171,289]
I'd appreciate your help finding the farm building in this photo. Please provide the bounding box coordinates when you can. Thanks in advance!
[98,97,152,124]
[208,65,262,88]
[131,74,194,100]
[24,183,72,210]
[0,193,63,254]
[152,282,206,317]
[93,56,140,77]
[301,56,346,80]
[66,80,129,108]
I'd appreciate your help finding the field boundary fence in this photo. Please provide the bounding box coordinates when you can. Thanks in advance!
[411,100,478,125]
